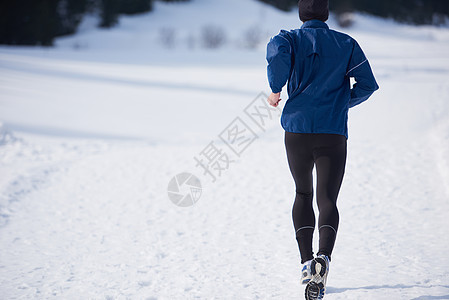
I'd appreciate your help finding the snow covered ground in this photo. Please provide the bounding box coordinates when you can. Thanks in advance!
[1,0,449,299]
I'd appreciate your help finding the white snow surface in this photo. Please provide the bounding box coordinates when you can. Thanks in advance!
[1,0,449,299]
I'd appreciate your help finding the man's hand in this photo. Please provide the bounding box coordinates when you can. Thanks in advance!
[268,92,282,107]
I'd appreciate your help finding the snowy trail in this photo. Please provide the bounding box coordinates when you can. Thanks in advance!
[1,1,449,298]
[1,122,448,299]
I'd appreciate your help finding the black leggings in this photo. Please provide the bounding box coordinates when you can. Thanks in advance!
[285,132,347,263]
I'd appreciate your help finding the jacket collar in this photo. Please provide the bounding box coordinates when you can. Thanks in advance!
[301,20,329,29]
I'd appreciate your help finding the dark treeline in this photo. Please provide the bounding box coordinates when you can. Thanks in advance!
[1,0,448,46]
[259,0,449,25]
[0,0,188,46]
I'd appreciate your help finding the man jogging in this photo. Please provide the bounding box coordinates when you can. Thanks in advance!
[266,0,379,299]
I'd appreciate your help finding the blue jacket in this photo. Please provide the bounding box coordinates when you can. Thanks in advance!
[267,20,379,138]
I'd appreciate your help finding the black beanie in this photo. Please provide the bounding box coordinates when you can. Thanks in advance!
[298,0,329,22]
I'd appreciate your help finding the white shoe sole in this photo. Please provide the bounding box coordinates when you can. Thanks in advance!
[305,257,328,300]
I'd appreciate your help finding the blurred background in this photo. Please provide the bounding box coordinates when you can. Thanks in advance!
[1,0,449,46]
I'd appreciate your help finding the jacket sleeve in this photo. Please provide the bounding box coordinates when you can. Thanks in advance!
[266,32,292,94]
[346,41,379,108]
